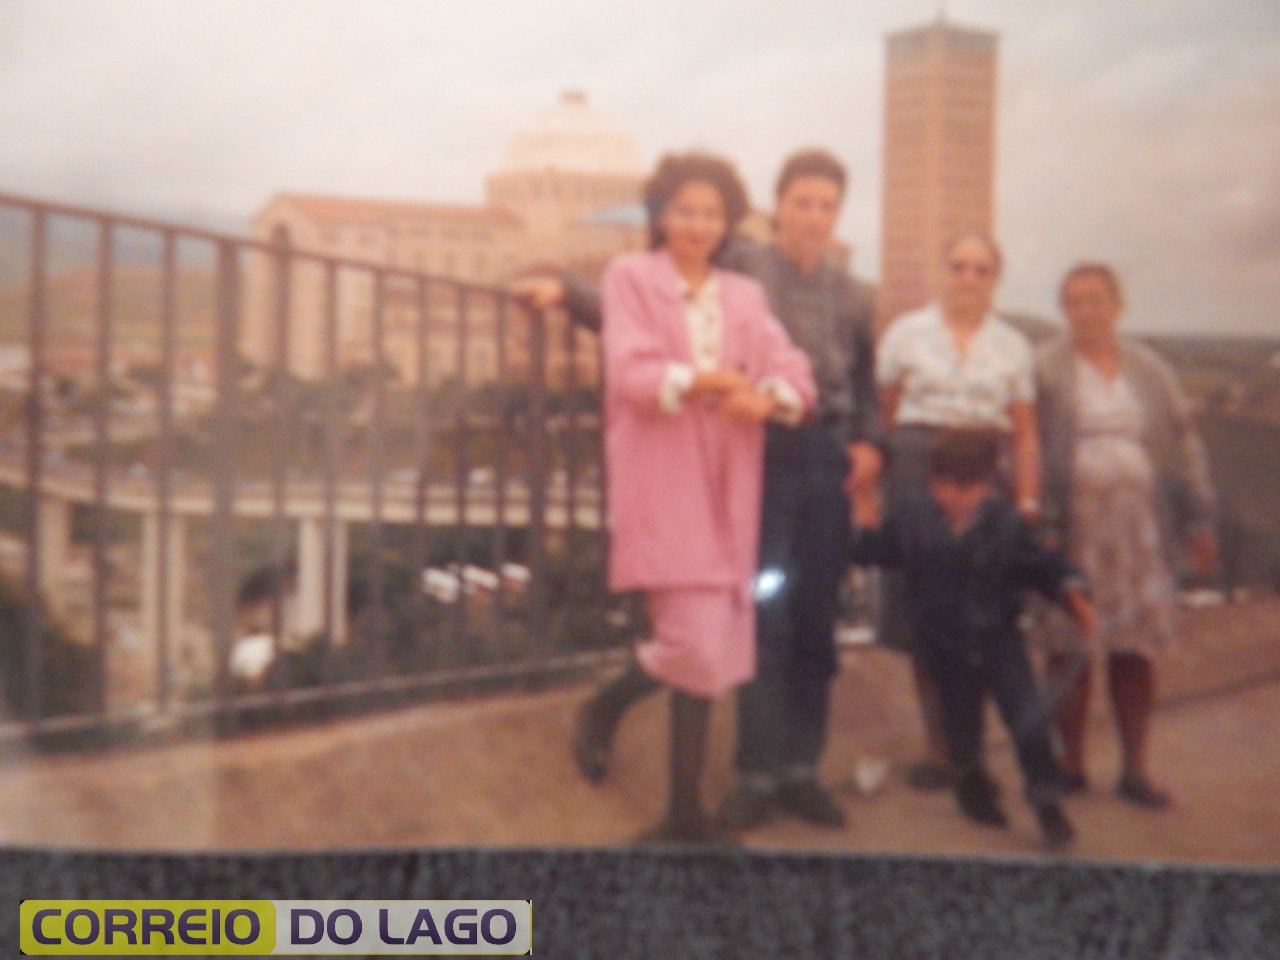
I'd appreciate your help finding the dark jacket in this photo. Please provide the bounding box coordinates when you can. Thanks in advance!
[851,496,1084,665]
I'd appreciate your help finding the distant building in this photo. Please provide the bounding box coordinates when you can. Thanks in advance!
[244,91,648,386]
[486,89,648,273]
[879,17,999,328]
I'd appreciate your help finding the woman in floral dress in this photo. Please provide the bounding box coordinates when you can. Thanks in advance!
[1036,263,1217,808]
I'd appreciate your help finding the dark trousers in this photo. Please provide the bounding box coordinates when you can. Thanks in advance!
[736,426,850,777]
[924,639,1063,802]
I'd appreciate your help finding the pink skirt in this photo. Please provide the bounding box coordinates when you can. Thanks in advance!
[636,585,756,699]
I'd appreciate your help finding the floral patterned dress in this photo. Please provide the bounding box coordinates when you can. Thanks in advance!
[1048,358,1178,654]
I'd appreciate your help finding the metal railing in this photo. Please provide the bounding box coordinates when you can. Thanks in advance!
[0,191,621,742]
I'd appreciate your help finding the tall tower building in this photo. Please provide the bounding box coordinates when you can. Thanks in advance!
[879,17,999,327]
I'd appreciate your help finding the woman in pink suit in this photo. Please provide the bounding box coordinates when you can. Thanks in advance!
[600,152,816,841]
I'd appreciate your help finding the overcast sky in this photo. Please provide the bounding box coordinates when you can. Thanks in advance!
[1,0,1277,335]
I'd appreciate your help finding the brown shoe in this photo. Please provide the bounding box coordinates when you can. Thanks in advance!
[1034,802,1076,850]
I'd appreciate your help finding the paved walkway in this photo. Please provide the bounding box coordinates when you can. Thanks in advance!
[3,598,1278,865]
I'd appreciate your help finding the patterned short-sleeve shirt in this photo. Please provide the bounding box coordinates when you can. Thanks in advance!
[877,303,1035,430]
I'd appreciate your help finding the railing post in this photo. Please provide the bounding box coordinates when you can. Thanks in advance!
[493,294,510,620]
[36,493,71,619]
[296,514,347,643]
[563,309,579,531]
[320,263,338,655]
[23,209,47,721]
[209,240,240,712]
[526,306,550,652]
[365,271,388,656]
[90,218,114,713]
[451,285,471,653]
[409,277,433,648]
[155,230,178,711]
[141,509,187,699]
[268,233,294,659]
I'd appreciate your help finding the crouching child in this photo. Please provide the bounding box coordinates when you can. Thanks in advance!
[851,428,1095,850]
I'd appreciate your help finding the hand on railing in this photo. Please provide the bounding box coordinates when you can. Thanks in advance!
[509,276,566,312]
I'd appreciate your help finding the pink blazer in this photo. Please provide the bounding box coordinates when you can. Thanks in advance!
[603,250,816,592]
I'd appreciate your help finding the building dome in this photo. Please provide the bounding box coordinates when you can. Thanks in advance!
[499,91,646,177]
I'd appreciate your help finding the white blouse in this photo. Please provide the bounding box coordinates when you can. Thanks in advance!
[1072,357,1155,489]
[660,271,802,424]
[877,303,1035,430]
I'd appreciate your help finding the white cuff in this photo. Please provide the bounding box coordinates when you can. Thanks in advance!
[659,363,696,414]
[759,376,805,425]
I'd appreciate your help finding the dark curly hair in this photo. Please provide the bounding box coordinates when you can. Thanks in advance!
[643,151,750,260]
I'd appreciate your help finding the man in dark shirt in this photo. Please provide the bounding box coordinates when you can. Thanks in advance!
[519,149,883,830]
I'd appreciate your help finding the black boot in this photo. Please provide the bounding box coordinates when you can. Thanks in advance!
[640,691,732,844]
[954,768,1008,828]
[1034,802,1075,850]
[573,663,660,784]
